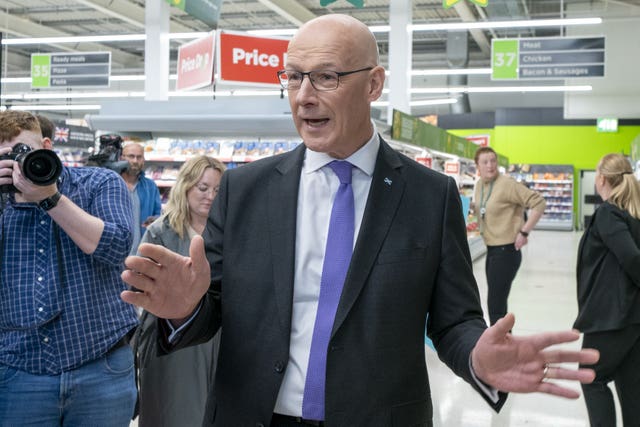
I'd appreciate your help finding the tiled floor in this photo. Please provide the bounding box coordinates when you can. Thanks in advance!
[427,230,621,427]
[132,230,621,426]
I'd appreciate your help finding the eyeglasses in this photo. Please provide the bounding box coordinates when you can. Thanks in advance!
[276,67,373,91]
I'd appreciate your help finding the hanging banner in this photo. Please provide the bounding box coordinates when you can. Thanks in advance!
[217,31,289,86]
[176,32,216,91]
[320,0,364,7]
[165,0,223,28]
[443,0,488,9]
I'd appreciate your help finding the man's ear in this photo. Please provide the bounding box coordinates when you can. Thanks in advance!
[367,66,386,101]
[42,137,53,150]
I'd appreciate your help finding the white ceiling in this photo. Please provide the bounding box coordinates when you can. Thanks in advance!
[1,0,639,119]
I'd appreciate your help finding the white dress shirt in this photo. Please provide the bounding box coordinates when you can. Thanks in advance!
[273,126,380,415]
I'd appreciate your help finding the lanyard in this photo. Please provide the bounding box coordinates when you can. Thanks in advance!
[479,179,494,222]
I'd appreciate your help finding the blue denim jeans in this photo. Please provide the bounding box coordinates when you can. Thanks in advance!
[0,346,136,427]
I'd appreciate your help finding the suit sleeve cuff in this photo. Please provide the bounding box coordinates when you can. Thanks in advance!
[165,301,203,343]
[469,356,499,404]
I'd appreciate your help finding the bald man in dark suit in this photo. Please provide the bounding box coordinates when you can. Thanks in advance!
[122,14,598,427]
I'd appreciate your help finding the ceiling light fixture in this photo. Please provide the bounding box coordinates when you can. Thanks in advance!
[2,34,147,45]
[249,17,603,36]
[0,68,492,86]
[406,85,592,94]
[1,18,602,46]
[372,98,458,107]
[1,84,591,102]
[410,17,602,32]
[8,104,101,111]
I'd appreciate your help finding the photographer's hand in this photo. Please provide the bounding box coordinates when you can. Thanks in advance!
[0,147,15,190]
[11,165,58,203]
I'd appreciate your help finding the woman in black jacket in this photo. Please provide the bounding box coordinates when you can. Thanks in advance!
[575,153,640,427]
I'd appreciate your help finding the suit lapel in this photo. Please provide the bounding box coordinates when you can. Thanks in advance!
[268,145,305,330]
[332,140,405,335]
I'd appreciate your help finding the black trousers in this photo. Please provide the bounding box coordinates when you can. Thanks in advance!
[485,243,521,325]
[581,324,640,427]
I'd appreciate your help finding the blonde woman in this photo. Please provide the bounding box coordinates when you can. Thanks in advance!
[575,153,640,426]
[133,155,225,427]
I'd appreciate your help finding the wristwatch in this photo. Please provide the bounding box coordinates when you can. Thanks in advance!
[39,191,62,211]
[519,229,530,237]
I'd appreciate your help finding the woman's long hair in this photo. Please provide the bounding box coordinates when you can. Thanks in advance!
[164,155,226,238]
[597,153,640,220]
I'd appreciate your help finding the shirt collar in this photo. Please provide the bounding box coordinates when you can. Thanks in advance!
[303,120,380,177]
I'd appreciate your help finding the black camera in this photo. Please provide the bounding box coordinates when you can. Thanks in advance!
[0,143,63,193]
[86,134,129,174]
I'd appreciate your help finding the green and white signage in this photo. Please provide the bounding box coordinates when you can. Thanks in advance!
[492,36,605,80]
[491,39,519,80]
[596,118,618,133]
[31,52,111,89]
[165,0,223,27]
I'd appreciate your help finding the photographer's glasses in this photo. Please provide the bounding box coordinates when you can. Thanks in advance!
[277,67,373,91]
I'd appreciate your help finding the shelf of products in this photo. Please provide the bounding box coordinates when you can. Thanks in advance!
[141,137,302,205]
[507,164,574,231]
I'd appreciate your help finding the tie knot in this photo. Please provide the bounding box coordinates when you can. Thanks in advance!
[328,160,353,184]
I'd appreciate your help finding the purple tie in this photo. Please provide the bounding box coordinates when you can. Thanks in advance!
[302,160,355,421]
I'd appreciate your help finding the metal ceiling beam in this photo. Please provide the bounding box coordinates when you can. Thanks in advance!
[0,10,141,68]
[255,0,317,26]
[2,51,30,72]
[453,2,491,56]
[76,0,195,33]
[74,0,145,29]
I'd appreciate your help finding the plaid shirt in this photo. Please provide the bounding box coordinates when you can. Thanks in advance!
[0,166,139,375]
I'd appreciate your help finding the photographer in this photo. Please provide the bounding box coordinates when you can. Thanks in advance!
[0,111,139,425]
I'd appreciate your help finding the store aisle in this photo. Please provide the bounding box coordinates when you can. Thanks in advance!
[428,229,621,427]
[131,230,619,427]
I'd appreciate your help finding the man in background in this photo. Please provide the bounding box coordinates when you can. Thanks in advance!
[120,142,162,255]
[0,110,138,425]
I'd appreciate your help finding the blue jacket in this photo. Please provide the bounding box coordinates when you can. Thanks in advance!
[136,174,162,238]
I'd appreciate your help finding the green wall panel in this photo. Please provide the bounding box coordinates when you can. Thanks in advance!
[450,126,640,169]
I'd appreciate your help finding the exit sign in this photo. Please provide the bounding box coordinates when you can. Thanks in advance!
[597,118,618,133]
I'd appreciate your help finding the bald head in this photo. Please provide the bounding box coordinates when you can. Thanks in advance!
[289,14,379,69]
[283,13,386,159]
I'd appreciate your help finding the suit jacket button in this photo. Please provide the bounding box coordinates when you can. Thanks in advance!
[274,360,285,373]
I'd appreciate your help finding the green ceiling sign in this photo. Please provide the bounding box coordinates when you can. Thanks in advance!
[443,0,488,8]
[164,0,222,27]
[320,0,364,8]
[391,109,508,165]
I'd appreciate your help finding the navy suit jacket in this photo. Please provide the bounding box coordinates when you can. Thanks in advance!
[166,138,507,426]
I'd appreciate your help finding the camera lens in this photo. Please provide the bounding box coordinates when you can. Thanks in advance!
[18,150,63,185]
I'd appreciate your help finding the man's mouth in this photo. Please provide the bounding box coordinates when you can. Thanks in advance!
[304,118,329,127]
